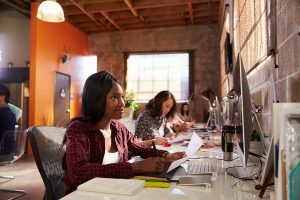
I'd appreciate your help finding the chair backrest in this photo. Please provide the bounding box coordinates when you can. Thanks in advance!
[0,129,27,165]
[28,126,67,200]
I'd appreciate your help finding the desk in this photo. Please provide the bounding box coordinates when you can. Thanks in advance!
[60,135,270,200]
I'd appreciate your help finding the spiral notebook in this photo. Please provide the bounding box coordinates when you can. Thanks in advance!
[77,177,145,195]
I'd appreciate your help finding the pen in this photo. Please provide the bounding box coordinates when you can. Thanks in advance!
[152,140,159,157]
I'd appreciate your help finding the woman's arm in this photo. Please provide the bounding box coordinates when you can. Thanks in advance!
[66,122,134,187]
[142,137,168,145]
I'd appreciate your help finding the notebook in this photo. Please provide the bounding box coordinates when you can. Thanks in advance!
[77,177,145,195]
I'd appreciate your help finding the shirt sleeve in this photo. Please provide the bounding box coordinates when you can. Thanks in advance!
[65,122,134,188]
[163,118,174,137]
[135,111,157,140]
[126,129,168,158]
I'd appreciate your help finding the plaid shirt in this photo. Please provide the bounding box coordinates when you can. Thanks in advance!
[65,120,167,192]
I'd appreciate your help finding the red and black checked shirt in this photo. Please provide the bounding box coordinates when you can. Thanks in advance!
[64,119,168,193]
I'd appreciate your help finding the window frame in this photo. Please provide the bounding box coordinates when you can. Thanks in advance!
[124,50,194,102]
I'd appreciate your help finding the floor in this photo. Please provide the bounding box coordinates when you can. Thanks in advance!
[0,154,44,200]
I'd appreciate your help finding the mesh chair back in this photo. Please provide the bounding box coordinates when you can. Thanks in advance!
[0,129,27,165]
[28,126,67,200]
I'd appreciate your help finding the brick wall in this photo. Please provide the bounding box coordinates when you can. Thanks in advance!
[88,25,220,122]
[221,0,300,135]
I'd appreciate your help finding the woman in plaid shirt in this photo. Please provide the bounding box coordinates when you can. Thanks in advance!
[63,71,184,193]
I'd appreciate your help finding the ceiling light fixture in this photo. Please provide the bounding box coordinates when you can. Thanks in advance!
[36,0,65,23]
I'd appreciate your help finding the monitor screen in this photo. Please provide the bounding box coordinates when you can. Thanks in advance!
[233,54,252,169]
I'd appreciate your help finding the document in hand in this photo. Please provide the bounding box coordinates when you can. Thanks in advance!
[77,177,145,195]
[167,132,203,173]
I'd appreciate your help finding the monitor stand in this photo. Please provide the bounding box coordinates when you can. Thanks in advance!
[226,165,260,180]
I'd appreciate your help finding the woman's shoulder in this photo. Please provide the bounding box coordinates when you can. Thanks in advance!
[66,120,94,135]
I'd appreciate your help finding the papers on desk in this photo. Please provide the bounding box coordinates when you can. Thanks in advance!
[167,132,203,173]
[168,135,186,144]
[77,177,145,195]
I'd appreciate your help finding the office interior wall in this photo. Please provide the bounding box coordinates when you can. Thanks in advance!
[0,11,30,68]
[220,0,300,135]
[89,25,220,122]
[29,2,96,128]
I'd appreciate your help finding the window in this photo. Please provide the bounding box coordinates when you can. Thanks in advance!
[126,52,189,102]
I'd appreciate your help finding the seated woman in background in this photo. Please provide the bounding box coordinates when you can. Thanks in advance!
[135,91,177,145]
[178,102,195,124]
[63,72,184,193]
[167,113,188,133]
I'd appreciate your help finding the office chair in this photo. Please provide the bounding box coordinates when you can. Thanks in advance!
[0,129,27,199]
[28,126,67,200]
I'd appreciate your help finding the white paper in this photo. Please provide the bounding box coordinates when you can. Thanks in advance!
[167,132,203,172]
[168,135,186,144]
[185,132,203,156]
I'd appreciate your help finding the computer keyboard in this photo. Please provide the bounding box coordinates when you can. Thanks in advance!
[188,159,217,177]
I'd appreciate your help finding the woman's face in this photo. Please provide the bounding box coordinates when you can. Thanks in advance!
[183,104,189,112]
[161,97,174,117]
[103,82,125,120]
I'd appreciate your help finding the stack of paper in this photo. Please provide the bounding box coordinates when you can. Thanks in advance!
[77,177,145,195]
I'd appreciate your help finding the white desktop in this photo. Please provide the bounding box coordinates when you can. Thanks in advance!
[60,131,270,200]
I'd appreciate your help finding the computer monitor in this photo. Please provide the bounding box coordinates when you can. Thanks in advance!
[233,53,252,169]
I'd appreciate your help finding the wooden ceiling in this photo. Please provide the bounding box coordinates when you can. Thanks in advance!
[1,0,221,35]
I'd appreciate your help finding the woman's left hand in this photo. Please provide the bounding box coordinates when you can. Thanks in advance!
[165,152,185,162]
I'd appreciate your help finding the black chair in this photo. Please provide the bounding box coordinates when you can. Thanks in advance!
[0,129,27,199]
[28,126,67,200]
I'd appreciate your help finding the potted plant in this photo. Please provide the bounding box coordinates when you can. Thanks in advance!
[123,91,140,119]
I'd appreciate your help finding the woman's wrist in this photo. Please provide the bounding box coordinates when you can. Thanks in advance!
[162,151,169,158]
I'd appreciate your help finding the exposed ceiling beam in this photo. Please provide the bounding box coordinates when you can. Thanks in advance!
[123,0,145,23]
[1,0,30,17]
[100,11,122,30]
[133,0,214,9]
[68,0,104,28]
[188,3,194,25]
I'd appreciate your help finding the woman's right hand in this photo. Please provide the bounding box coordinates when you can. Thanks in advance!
[131,157,165,174]
[153,137,168,145]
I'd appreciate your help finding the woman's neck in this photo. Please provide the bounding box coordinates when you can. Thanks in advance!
[95,117,111,131]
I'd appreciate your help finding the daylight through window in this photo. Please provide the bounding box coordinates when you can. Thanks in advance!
[126,53,189,102]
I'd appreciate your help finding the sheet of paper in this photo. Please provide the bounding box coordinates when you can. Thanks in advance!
[168,135,186,144]
[185,132,203,156]
[167,132,203,173]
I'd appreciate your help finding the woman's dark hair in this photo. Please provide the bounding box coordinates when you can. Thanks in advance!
[181,102,189,115]
[77,71,121,123]
[0,84,10,103]
[146,90,177,119]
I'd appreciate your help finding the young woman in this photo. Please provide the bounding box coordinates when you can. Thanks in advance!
[135,91,177,145]
[178,102,194,123]
[63,71,184,193]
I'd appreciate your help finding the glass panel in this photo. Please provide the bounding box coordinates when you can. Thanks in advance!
[127,53,189,102]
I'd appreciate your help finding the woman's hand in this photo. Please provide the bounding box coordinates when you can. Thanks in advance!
[165,152,185,162]
[153,137,168,145]
[131,157,165,174]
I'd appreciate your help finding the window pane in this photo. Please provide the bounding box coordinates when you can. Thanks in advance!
[126,53,189,102]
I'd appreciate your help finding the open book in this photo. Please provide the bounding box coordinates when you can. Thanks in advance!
[77,177,145,195]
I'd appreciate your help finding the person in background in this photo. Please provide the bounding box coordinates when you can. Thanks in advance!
[63,71,184,193]
[135,91,177,145]
[178,102,195,123]
[167,113,188,133]
[8,103,22,122]
[0,84,16,142]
